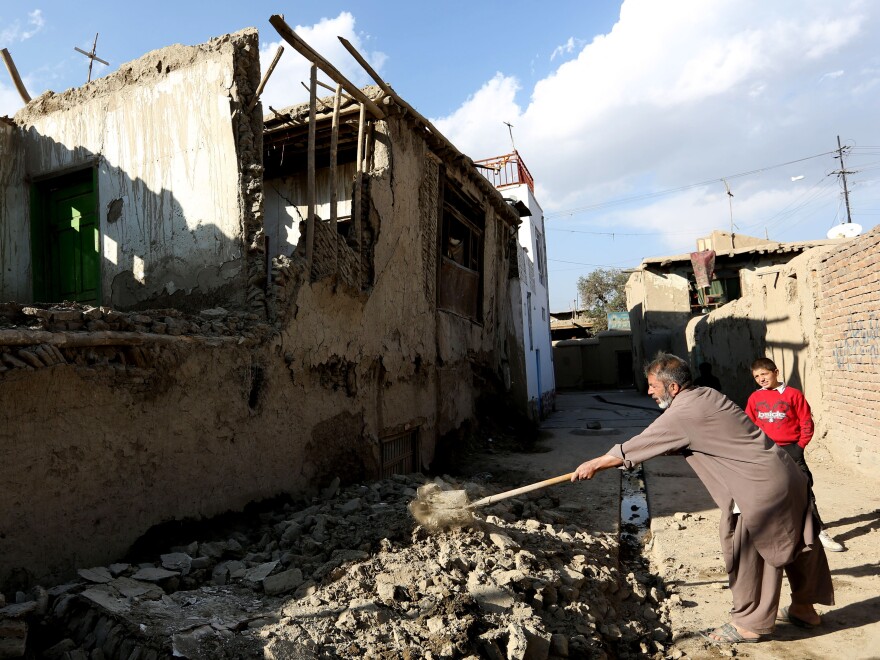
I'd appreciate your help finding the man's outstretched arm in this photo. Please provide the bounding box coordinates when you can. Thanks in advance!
[571,454,625,481]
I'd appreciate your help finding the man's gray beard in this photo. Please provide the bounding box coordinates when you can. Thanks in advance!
[657,392,673,409]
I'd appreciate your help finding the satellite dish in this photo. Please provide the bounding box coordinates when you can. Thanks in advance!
[826,222,862,239]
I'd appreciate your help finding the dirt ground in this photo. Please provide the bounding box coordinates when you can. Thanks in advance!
[466,390,880,660]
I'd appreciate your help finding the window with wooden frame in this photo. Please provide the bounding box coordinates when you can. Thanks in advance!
[438,180,485,321]
[380,429,420,478]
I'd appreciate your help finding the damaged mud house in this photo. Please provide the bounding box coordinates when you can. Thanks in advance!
[1,10,561,628]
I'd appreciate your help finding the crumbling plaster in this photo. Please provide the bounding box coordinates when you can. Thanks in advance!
[9,30,260,311]
[271,111,517,465]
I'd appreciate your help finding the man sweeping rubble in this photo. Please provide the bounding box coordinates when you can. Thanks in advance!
[572,353,834,644]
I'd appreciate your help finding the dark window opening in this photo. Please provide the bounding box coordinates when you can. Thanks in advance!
[439,180,485,321]
[689,272,742,313]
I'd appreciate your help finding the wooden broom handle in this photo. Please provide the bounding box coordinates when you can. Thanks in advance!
[469,472,574,509]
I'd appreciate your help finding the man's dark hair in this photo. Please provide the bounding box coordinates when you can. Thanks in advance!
[750,357,777,372]
[646,352,692,388]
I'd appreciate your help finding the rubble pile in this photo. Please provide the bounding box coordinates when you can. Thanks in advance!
[0,302,267,337]
[0,303,272,377]
[3,475,670,659]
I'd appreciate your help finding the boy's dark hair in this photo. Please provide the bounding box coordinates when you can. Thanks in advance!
[646,352,692,388]
[750,357,778,372]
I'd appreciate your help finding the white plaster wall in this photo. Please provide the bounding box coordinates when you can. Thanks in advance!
[18,51,244,308]
[508,183,555,417]
[0,122,30,300]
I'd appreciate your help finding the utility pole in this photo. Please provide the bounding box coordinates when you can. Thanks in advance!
[833,135,854,224]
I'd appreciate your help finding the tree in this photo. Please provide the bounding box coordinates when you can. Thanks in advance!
[576,268,629,332]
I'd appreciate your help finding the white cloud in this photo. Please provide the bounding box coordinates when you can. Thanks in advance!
[430,0,880,306]
[1,84,23,117]
[256,12,387,112]
[432,74,522,160]
[1,9,45,44]
[435,0,878,219]
[550,38,580,62]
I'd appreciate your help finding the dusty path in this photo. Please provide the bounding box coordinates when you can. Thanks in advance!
[468,389,880,659]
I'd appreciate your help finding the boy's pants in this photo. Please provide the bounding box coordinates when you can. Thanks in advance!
[780,443,823,528]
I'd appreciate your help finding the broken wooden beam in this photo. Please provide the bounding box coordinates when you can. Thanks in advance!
[1,48,31,104]
[353,102,366,250]
[247,45,284,112]
[306,63,317,271]
[316,78,355,102]
[268,15,385,120]
[339,36,474,178]
[330,83,342,247]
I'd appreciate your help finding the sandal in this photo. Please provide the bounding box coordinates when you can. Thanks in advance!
[779,606,820,629]
[700,622,761,644]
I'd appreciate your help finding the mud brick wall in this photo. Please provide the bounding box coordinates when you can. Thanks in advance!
[310,218,361,289]
[816,224,880,471]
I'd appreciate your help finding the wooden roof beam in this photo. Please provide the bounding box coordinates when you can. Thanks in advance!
[269,15,385,120]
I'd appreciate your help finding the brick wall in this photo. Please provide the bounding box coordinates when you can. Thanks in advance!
[816,224,880,470]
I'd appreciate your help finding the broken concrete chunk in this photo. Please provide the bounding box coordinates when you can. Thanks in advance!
[263,568,304,596]
[507,623,551,660]
[80,587,130,615]
[160,552,192,575]
[77,567,113,584]
[338,498,362,514]
[110,577,163,601]
[0,601,38,618]
[130,567,179,582]
[243,561,278,584]
[489,532,518,551]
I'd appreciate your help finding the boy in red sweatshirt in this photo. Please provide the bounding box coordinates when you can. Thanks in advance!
[746,357,845,552]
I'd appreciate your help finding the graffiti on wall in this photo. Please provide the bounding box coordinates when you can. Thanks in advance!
[832,315,880,370]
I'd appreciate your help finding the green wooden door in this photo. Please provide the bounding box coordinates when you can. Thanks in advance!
[40,175,100,304]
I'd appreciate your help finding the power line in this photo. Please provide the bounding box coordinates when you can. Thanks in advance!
[545,149,837,219]
[549,258,636,267]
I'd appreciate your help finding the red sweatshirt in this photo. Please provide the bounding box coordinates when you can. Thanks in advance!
[745,384,814,448]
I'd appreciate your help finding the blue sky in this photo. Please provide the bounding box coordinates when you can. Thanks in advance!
[3,1,880,309]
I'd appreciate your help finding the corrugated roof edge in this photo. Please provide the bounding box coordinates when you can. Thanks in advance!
[639,238,838,266]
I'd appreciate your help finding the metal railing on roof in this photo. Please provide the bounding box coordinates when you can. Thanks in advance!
[474,150,535,194]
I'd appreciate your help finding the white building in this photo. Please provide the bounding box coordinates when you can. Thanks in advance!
[477,151,556,419]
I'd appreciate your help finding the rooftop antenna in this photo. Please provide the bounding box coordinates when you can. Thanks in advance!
[503,121,517,153]
[74,33,109,83]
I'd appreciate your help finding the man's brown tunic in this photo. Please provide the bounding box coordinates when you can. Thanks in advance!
[607,386,813,566]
